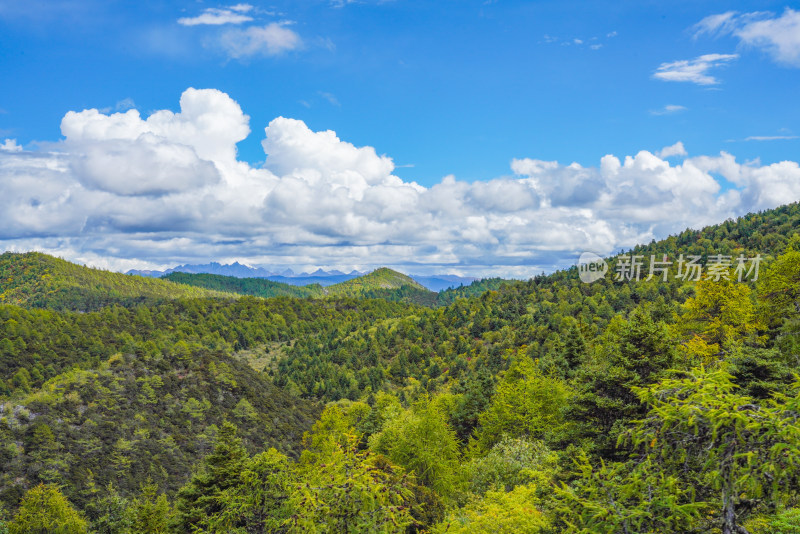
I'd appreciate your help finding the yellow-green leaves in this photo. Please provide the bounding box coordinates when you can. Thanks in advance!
[7,484,88,534]
[682,279,763,351]
[474,355,572,451]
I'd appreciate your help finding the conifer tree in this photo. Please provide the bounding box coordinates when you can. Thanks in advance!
[172,422,248,532]
[7,484,88,534]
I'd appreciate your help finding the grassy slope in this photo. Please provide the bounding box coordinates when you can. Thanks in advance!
[0,252,232,311]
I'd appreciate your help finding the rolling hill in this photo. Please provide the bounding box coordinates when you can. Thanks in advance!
[2,202,800,532]
[321,267,427,296]
[162,271,324,299]
[0,252,234,311]
[163,267,442,306]
[131,261,477,291]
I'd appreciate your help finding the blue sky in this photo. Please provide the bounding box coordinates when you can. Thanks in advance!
[1,1,800,276]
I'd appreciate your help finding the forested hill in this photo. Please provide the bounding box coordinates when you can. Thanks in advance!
[0,296,417,517]
[0,252,232,311]
[2,202,800,533]
[0,252,507,311]
[165,268,510,308]
[323,267,425,295]
[162,267,431,300]
[630,201,800,259]
[165,267,443,306]
[162,271,324,299]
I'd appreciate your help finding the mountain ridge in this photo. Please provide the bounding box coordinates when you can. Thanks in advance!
[128,262,476,291]
[0,252,234,311]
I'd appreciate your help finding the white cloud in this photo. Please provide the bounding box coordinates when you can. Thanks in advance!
[650,104,687,116]
[68,135,220,196]
[2,89,800,277]
[178,5,254,26]
[61,88,251,164]
[330,0,394,7]
[115,98,136,112]
[745,135,799,141]
[657,141,688,158]
[693,11,741,36]
[261,117,399,195]
[219,23,302,58]
[229,4,254,13]
[653,53,738,85]
[695,8,800,67]
[1,139,22,152]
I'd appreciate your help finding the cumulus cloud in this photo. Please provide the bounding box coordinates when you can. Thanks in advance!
[1,139,22,152]
[219,23,302,58]
[69,136,220,196]
[261,117,403,198]
[2,89,800,276]
[178,5,254,26]
[653,53,738,85]
[695,8,800,67]
[62,88,251,164]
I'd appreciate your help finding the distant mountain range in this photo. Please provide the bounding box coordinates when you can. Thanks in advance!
[0,252,506,311]
[127,262,476,291]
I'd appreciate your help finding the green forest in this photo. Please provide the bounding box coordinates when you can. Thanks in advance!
[2,202,800,533]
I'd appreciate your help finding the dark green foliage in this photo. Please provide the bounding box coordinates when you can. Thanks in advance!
[0,295,410,396]
[85,484,133,534]
[449,368,495,443]
[204,448,294,533]
[727,345,795,398]
[538,318,589,379]
[163,272,322,299]
[359,284,440,307]
[172,422,249,532]
[434,277,510,302]
[569,306,678,457]
[0,337,320,512]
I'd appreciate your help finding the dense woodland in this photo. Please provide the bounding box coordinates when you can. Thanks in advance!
[2,202,800,533]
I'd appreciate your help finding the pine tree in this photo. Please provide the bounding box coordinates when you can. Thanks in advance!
[172,422,248,531]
